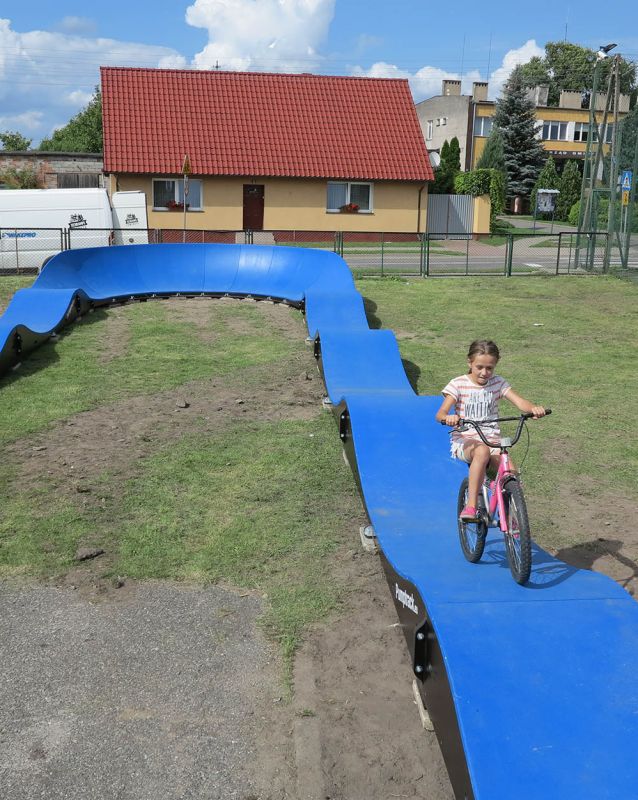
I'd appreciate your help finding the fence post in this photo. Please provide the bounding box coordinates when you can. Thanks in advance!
[465,238,469,275]
[381,232,385,276]
[425,234,430,277]
[505,235,514,276]
[555,232,562,275]
[419,234,425,277]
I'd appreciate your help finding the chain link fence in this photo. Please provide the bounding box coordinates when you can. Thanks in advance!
[3,225,637,280]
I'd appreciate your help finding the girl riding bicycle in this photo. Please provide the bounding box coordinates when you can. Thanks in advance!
[435,340,546,522]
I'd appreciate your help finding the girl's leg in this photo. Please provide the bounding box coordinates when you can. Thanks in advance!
[463,442,492,510]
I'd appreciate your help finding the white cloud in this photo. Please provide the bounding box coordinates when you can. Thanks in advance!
[65,90,94,107]
[0,18,185,143]
[0,110,44,132]
[57,16,97,35]
[351,39,544,102]
[185,0,336,72]
[488,39,544,97]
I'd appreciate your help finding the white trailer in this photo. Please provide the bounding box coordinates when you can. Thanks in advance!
[0,188,148,271]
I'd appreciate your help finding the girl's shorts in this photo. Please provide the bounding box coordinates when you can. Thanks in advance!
[451,440,500,463]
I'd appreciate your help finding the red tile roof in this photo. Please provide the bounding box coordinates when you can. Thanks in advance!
[101,67,433,182]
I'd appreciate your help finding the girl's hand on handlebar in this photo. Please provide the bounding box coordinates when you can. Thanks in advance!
[445,414,461,427]
[530,405,546,419]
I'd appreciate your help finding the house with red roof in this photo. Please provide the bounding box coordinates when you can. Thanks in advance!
[100,67,433,234]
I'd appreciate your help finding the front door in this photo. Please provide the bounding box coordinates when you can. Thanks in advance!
[243,184,265,230]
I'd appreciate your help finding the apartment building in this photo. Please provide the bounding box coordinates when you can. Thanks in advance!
[416,79,630,172]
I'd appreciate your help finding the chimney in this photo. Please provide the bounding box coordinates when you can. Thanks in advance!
[472,82,488,102]
[442,79,461,96]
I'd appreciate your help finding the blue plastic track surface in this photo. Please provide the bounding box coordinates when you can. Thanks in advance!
[2,243,638,799]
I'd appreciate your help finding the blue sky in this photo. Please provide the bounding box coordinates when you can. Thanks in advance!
[1,0,637,145]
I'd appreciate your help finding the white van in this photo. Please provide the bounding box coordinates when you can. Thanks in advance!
[0,188,148,271]
[111,191,149,245]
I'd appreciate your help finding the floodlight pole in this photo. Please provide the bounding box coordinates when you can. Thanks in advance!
[603,56,621,272]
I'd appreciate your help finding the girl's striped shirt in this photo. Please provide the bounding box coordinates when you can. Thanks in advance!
[442,374,511,445]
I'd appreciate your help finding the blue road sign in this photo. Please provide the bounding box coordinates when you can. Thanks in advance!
[621,169,632,191]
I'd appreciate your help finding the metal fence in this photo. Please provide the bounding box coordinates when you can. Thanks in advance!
[3,225,637,280]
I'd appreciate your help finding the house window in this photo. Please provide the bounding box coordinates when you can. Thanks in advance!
[541,121,568,141]
[604,123,614,143]
[327,181,373,212]
[426,120,433,140]
[473,116,493,137]
[153,178,202,210]
[573,122,589,142]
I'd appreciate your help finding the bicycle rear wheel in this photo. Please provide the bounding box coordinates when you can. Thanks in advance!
[457,477,487,563]
[502,479,532,584]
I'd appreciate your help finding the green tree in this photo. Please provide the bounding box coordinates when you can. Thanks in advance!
[556,160,582,222]
[475,128,507,210]
[618,104,638,172]
[39,88,102,153]
[493,67,545,202]
[431,136,461,194]
[531,155,560,217]
[0,131,32,150]
[518,42,636,106]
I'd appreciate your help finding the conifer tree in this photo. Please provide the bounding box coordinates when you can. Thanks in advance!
[475,128,507,210]
[493,67,545,203]
[556,160,582,222]
[431,137,461,194]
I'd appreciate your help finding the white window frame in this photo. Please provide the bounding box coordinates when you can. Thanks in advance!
[326,181,374,213]
[573,122,589,143]
[473,116,493,137]
[426,120,433,141]
[152,177,203,211]
[541,120,568,141]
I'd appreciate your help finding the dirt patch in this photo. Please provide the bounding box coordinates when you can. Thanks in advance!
[537,478,638,598]
[292,547,453,800]
[95,304,133,364]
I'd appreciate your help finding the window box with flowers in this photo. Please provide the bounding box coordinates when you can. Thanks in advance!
[339,202,359,213]
[165,200,190,211]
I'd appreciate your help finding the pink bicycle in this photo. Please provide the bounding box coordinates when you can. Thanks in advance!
[453,411,551,585]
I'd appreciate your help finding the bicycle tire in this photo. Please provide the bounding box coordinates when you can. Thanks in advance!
[502,479,532,584]
[457,477,487,563]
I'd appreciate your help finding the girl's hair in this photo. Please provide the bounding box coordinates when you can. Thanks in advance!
[467,339,500,362]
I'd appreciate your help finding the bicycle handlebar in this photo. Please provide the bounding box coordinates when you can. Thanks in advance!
[440,409,552,449]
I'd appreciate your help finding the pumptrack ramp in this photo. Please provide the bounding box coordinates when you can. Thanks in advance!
[2,243,638,799]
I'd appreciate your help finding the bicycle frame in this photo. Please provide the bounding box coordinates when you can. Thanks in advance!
[484,449,516,533]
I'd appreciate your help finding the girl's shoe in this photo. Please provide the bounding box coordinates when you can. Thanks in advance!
[460,505,478,521]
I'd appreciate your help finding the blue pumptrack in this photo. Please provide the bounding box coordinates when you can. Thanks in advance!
[2,243,637,799]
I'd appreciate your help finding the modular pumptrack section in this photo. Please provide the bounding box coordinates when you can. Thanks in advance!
[1,243,638,799]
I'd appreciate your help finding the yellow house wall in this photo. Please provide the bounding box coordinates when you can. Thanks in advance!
[472,195,491,234]
[111,175,429,233]
[469,103,626,167]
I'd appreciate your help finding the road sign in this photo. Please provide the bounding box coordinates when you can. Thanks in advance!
[621,169,632,191]
[622,191,630,206]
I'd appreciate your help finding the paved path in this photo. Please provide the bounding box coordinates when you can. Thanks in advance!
[0,581,275,800]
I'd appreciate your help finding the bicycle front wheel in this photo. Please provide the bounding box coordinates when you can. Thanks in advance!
[502,479,532,584]
[457,477,487,563]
